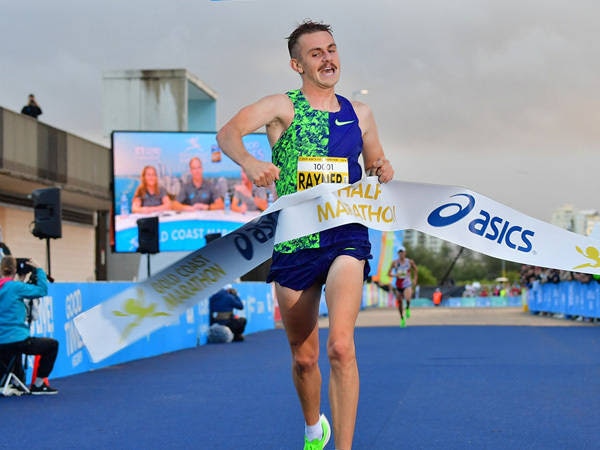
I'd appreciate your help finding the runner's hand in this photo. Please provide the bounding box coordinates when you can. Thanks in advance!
[367,158,394,183]
[244,160,280,187]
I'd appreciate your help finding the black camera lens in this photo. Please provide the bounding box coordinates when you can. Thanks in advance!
[16,258,33,276]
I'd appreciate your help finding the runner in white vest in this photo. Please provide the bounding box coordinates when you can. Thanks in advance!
[388,246,418,327]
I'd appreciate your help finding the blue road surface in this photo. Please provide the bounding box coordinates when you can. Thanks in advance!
[1,323,599,449]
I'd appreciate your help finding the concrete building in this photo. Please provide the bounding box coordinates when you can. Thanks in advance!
[0,106,110,281]
[550,204,600,236]
[102,69,217,138]
[102,68,218,280]
[0,69,217,281]
[550,204,576,232]
[403,229,458,254]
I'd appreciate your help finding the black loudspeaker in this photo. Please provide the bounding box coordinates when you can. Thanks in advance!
[31,187,62,239]
[137,217,159,254]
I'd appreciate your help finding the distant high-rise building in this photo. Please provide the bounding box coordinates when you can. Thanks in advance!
[550,204,600,236]
[403,229,459,254]
[551,204,575,232]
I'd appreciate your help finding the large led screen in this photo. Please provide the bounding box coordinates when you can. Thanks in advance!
[111,131,273,253]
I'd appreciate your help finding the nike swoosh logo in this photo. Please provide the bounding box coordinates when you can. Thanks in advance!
[334,119,354,126]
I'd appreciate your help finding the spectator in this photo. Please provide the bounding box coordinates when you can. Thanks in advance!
[520,265,539,289]
[231,169,269,213]
[573,272,592,284]
[131,165,171,214]
[535,266,547,283]
[0,241,24,388]
[559,270,574,282]
[509,283,522,296]
[0,256,58,394]
[209,285,247,342]
[546,269,560,284]
[172,157,224,211]
[21,94,42,119]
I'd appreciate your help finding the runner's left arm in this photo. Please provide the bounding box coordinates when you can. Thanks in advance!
[354,101,394,183]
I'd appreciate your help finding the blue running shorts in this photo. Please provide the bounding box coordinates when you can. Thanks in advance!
[267,243,372,291]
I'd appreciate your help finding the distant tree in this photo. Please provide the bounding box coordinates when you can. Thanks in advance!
[416,265,437,285]
[404,242,521,285]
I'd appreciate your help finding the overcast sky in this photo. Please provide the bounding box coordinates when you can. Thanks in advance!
[2,0,599,222]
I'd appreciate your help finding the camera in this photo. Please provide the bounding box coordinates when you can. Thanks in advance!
[16,258,33,276]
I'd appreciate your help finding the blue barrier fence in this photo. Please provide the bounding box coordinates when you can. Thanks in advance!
[28,281,275,380]
[527,280,600,318]
[29,280,595,381]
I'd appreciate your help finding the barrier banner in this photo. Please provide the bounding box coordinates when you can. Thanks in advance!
[74,181,357,362]
[74,213,278,362]
[527,280,600,319]
[75,177,600,361]
[275,178,600,274]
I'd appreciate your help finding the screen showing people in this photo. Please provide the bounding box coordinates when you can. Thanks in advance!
[111,131,274,253]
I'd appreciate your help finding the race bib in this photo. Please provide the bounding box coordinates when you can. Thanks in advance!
[297,157,349,191]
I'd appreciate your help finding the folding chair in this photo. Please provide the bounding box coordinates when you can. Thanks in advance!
[0,351,30,396]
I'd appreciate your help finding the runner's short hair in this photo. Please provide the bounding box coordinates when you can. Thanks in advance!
[287,20,333,58]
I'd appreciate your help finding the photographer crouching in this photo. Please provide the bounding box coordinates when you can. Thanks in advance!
[0,256,58,394]
[209,285,247,342]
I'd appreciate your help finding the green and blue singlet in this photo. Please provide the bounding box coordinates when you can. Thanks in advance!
[267,89,372,289]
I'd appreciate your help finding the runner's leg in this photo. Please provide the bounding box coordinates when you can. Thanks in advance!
[397,289,404,318]
[404,286,413,317]
[325,255,364,449]
[276,282,323,429]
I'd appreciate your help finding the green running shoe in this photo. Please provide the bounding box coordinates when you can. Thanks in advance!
[304,414,331,450]
[406,308,411,319]
[400,317,406,328]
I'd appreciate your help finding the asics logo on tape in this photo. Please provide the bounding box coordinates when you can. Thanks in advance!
[427,193,536,253]
[427,194,475,227]
[334,119,354,126]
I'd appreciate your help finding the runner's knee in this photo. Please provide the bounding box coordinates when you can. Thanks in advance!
[327,338,355,367]
[292,348,319,374]
[293,357,319,376]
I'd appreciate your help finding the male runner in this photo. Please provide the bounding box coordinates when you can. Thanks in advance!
[388,246,418,327]
[217,20,394,450]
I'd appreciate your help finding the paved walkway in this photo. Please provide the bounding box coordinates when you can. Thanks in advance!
[321,306,598,328]
[4,306,599,449]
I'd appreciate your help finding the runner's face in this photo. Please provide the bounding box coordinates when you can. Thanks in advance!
[294,31,340,88]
